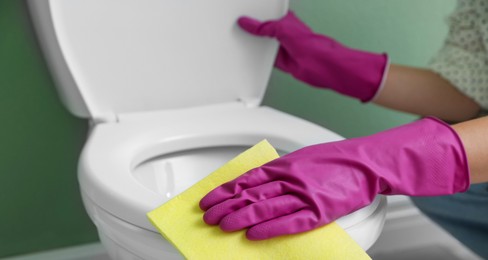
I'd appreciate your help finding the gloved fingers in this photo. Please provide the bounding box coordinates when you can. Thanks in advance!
[220,195,306,232]
[238,11,313,38]
[246,210,319,240]
[203,181,290,225]
[203,195,252,225]
[237,16,280,37]
[199,167,273,211]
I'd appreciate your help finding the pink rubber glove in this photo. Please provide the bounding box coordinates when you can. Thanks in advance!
[238,11,389,102]
[200,118,470,240]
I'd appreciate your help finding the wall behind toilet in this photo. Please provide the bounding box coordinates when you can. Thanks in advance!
[0,0,455,258]
[0,1,97,258]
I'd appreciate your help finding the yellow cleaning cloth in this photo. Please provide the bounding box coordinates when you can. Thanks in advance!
[147,140,371,260]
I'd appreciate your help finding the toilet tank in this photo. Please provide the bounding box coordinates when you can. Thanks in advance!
[27,0,288,121]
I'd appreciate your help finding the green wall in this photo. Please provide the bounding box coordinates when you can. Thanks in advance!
[0,0,455,258]
[0,1,97,258]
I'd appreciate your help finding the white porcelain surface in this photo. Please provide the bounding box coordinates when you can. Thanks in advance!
[133,145,285,199]
[79,104,346,232]
[83,193,385,260]
[28,0,288,120]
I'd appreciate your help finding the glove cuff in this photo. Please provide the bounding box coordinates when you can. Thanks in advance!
[373,117,471,196]
[423,117,471,193]
[367,56,390,103]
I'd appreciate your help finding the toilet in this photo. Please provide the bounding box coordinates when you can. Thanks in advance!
[28,0,387,259]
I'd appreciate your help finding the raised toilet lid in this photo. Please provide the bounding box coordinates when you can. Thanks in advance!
[28,0,288,120]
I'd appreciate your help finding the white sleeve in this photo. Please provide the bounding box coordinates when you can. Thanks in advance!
[429,0,488,109]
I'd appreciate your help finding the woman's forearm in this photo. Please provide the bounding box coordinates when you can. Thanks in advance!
[452,116,488,184]
[374,64,481,122]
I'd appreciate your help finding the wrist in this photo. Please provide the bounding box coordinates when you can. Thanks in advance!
[367,56,390,102]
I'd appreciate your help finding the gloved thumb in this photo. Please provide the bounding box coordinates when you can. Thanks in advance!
[237,16,279,37]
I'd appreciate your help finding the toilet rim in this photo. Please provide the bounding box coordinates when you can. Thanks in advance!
[78,106,381,233]
[81,133,383,235]
[80,131,321,233]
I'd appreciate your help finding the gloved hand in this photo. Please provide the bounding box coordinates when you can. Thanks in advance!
[238,11,389,102]
[200,117,470,240]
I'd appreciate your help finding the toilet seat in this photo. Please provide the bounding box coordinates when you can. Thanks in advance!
[79,104,344,232]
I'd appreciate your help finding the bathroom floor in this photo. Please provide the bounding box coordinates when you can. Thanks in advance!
[2,243,110,260]
[4,241,481,260]
[369,245,480,260]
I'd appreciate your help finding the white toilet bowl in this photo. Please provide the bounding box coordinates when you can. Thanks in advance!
[27,0,386,259]
[80,104,386,259]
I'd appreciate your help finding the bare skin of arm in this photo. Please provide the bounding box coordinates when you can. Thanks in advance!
[373,64,488,183]
[374,64,481,122]
[452,117,488,183]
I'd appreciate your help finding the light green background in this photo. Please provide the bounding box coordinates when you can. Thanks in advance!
[0,0,455,257]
